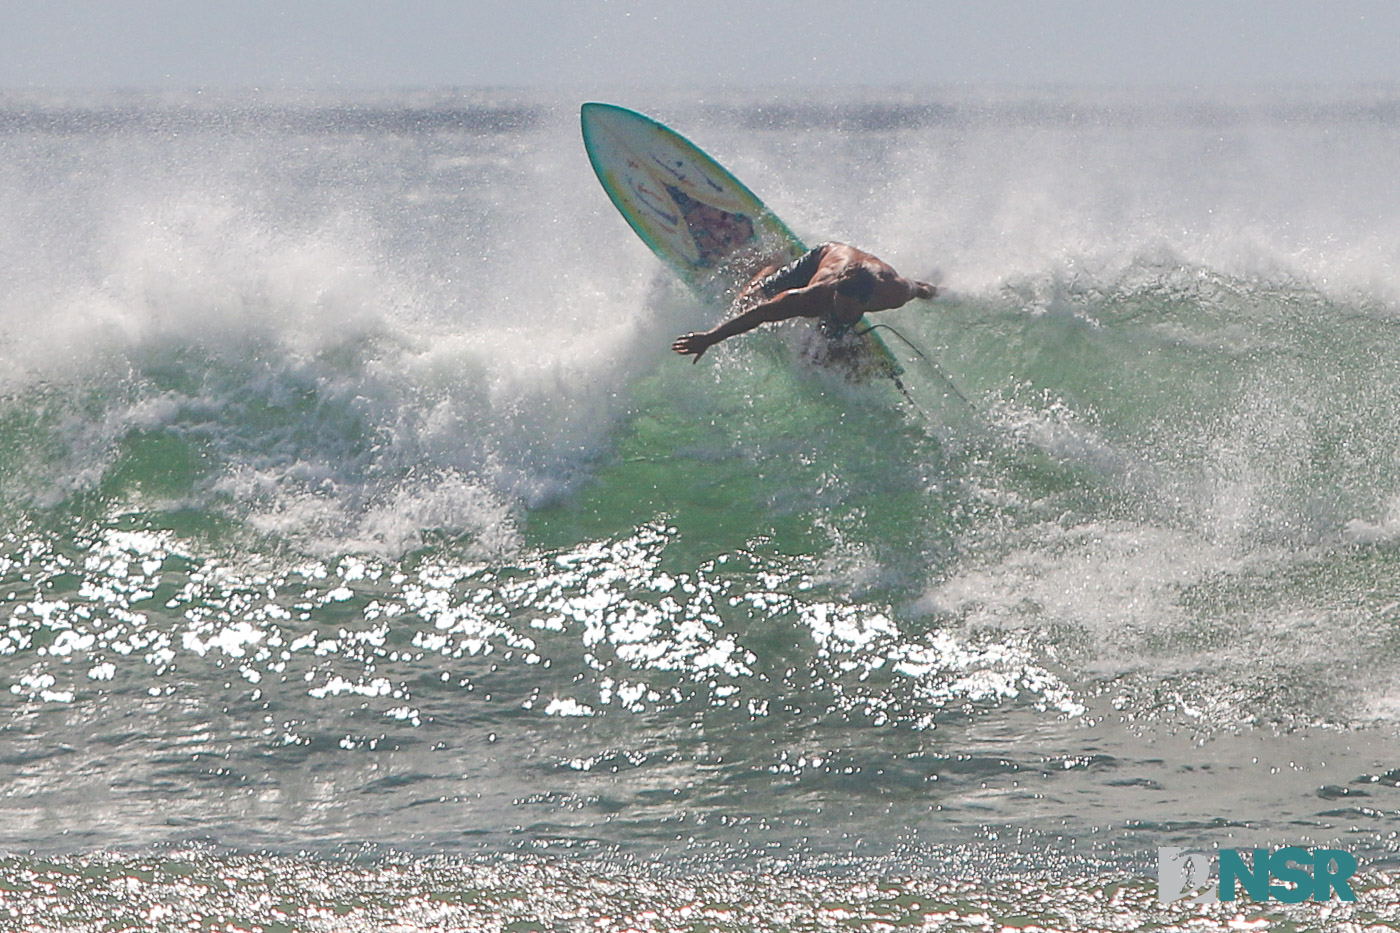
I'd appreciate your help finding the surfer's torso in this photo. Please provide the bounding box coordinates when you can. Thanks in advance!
[671,242,936,363]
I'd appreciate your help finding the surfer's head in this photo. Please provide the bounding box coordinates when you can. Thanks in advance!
[834,266,878,303]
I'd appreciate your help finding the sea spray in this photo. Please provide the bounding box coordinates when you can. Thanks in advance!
[0,88,1399,929]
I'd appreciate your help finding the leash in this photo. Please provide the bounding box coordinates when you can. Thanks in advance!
[856,323,973,409]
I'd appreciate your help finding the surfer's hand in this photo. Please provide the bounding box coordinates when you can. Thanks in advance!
[671,333,712,363]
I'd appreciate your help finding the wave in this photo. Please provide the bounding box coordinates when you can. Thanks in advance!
[9,91,1400,866]
[1,89,1399,563]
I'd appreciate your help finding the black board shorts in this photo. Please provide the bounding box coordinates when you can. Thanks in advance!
[752,242,833,298]
[750,243,858,340]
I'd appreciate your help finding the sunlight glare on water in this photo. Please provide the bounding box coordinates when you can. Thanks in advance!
[4,87,1400,929]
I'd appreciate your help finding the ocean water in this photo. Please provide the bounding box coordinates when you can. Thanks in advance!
[3,87,1400,930]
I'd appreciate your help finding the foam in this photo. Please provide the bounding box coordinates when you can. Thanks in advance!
[0,97,673,555]
[5,89,1400,559]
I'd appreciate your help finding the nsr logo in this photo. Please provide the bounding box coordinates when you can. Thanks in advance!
[1158,847,1358,904]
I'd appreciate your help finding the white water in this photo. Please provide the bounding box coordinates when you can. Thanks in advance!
[2,92,1400,896]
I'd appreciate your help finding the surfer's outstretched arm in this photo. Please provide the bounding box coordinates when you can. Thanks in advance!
[670,243,938,364]
[671,286,828,362]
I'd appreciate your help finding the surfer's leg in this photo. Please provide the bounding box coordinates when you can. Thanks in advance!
[752,243,831,299]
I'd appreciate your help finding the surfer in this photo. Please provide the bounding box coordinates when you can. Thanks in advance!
[670,242,937,362]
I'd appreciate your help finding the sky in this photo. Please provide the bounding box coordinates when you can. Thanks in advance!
[2,1,1399,90]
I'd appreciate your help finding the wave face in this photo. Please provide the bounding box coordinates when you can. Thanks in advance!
[4,88,1400,911]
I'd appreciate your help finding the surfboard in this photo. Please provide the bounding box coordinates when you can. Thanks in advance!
[580,102,902,382]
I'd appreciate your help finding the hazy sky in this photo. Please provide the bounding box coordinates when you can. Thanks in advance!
[2,1,1399,89]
